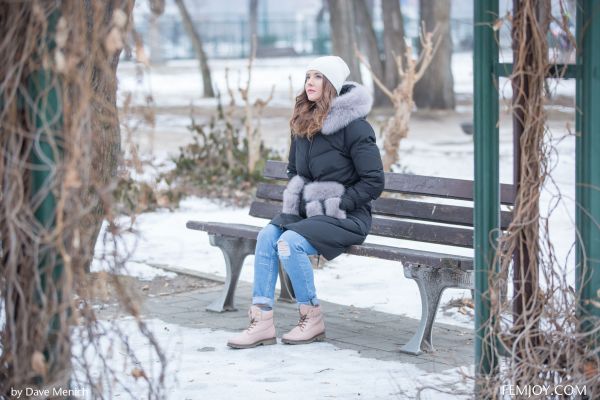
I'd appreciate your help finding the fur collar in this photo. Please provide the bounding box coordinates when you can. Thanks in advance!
[321,81,373,135]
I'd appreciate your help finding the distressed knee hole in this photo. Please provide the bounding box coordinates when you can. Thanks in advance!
[277,240,290,257]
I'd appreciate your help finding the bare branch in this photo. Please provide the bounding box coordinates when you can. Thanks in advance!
[354,42,395,100]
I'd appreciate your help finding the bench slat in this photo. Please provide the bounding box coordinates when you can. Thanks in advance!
[263,160,515,205]
[346,243,473,270]
[185,221,261,240]
[186,220,473,270]
[256,182,513,229]
[249,201,474,248]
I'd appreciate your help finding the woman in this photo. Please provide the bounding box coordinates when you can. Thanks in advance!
[227,55,385,349]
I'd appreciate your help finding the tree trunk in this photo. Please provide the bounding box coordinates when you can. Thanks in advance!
[326,0,361,83]
[175,0,215,97]
[83,0,137,271]
[413,0,455,109]
[149,0,165,15]
[381,0,407,91]
[355,0,388,106]
[249,0,259,47]
[148,12,164,65]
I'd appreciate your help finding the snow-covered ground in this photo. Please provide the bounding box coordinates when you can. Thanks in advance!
[72,318,472,400]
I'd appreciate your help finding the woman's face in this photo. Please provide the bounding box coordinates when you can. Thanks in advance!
[305,70,324,102]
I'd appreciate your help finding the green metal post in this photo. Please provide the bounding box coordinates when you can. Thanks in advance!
[26,9,66,382]
[576,0,600,337]
[474,0,500,390]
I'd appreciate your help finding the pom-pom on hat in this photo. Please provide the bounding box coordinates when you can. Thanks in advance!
[305,56,350,95]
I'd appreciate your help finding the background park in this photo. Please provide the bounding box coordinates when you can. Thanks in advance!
[0,0,598,399]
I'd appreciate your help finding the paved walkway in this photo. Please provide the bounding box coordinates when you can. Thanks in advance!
[118,278,474,374]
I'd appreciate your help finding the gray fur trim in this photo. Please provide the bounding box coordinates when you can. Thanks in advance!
[282,190,301,215]
[303,181,345,202]
[281,175,308,215]
[305,200,324,218]
[321,81,373,135]
[286,175,307,194]
[324,197,346,219]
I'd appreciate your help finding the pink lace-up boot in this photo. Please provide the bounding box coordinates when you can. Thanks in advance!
[281,304,326,345]
[227,305,277,349]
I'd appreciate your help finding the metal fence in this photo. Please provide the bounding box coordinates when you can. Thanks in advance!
[134,14,476,60]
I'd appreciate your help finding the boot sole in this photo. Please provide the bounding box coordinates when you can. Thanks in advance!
[281,332,326,345]
[227,337,277,349]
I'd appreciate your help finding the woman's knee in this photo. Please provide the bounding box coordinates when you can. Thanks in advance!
[257,224,282,248]
[276,230,305,257]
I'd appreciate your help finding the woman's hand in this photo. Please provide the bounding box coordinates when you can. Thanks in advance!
[324,197,346,219]
[282,175,308,215]
[305,197,346,220]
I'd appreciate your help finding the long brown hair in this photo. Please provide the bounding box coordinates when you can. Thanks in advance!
[289,77,337,139]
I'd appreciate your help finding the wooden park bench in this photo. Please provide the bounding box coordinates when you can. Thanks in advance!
[187,160,514,355]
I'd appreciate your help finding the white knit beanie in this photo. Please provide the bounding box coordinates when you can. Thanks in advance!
[305,55,350,95]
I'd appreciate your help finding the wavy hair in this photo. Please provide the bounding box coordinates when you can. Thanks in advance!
[289,76,337,139]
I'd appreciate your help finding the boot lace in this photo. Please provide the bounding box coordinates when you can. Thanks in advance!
[246,310,259,332]
[246,317,258,332]
[297,314,309,330]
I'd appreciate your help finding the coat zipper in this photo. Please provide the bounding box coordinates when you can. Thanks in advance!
[306,137,314,180]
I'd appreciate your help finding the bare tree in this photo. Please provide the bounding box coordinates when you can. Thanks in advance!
[326,0,361,82]
[1,1,167,394]
[175,0,215,97]
[413,0,455,109]
[354,0,386,106]
[148,0,165,65]
[149,0,165,14]
[381,0,407,90]
[354,0,409,107]
[239,36,275,174]
[249,0,259,49]
[356,26,440,171]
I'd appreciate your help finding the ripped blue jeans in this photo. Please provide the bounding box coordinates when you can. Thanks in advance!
[252,223,319,308]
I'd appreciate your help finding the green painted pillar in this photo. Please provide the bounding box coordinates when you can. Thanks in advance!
[576,0,600,337]
[474,0,500,389]
[25,9,66,382]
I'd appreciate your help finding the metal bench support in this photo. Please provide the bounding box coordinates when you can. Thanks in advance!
[400,263,473,355]
[206,235,256,312]
[277,264,296,303]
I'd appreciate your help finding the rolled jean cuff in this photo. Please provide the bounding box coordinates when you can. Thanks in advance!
[252,296,275,308]
[296,297,319,307]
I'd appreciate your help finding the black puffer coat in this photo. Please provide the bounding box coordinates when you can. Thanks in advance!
[270,81,385,260]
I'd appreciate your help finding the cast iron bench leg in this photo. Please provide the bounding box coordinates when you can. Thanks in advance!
[277,263,296,303]
[206,235,256,312]
[400,264,473,355]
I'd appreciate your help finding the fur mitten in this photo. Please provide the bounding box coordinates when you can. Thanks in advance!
[282,175,308,215]
[303,181,347,220]
[324,197,346,219]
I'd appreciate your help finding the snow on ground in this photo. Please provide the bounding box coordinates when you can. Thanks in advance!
[90,256,177,281]
[73,317,471,400]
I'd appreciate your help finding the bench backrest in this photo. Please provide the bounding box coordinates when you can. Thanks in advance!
[250,160,515,249]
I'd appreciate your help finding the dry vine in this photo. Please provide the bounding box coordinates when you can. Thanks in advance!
[479,1,600,397]
[0,1,166,398]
